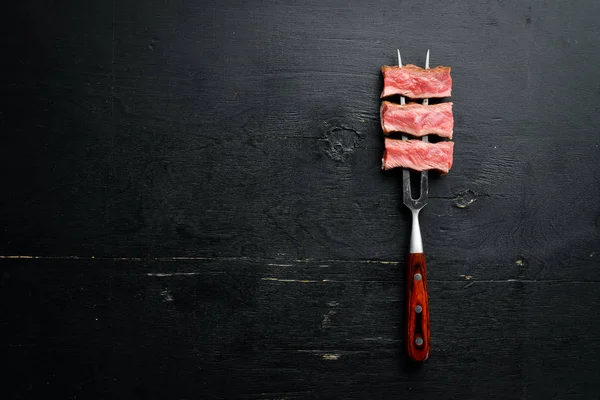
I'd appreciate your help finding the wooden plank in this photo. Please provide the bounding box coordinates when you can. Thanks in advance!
[2,0,600,261]
[2,258,599,398]
[1,119,599,270]
[1,176,598,280]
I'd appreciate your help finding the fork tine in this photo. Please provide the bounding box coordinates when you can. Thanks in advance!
[397,49,405,106]
[402,168,411,201]
[417,50,430,202]
[420,168,429,200]
[420,50,430,196]
[399,49,410,203]
[402,50,430,208]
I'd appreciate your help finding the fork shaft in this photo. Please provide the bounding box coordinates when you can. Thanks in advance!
[406,252,431,362]
[409,209,423,253]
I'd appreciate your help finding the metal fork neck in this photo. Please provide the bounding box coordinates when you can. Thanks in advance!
[409,208,424,254]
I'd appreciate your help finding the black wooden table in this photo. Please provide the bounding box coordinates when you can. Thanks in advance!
[2,1,600,398]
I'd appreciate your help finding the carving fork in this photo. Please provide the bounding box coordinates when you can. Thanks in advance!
[398,49,431,362]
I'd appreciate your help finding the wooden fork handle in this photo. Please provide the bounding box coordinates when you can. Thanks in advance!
[406,252,431,361]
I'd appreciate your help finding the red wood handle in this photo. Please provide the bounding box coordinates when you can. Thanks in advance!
[406,252,431,361]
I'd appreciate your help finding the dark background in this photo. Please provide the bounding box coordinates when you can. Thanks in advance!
[2,0,600,398]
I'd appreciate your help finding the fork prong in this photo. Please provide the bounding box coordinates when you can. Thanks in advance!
[420,168,429,199]
[399,49,409,205]
[397,49,405,106]
[423,50,430,108]
[419,50,430,202]
[402,168,410,201]
[403,50,430,209]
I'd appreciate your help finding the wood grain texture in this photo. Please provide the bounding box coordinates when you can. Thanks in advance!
[405,253,430,361]
[2,258,600,399]
[1,0,600,398]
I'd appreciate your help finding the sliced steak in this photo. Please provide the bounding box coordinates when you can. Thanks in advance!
[380,101,454,138]
[381,64,452,99]
[382,138,454,173]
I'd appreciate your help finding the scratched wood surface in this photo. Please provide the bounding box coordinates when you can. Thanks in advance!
[1,0,600,398]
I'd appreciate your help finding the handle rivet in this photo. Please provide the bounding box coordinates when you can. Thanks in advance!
[415,305,422,313]
[415,337,424,346]
[414,273,422,281]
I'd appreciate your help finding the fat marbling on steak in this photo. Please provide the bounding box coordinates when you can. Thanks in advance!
[382,138,454,174]
[380,64,452,99]
[380,101,454,138]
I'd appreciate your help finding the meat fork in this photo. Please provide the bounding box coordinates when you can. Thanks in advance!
[398,49,431,362]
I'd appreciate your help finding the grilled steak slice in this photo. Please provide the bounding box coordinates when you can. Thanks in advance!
[381,64,452,99]
[380,101,453,138]
[382,138,454,173]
